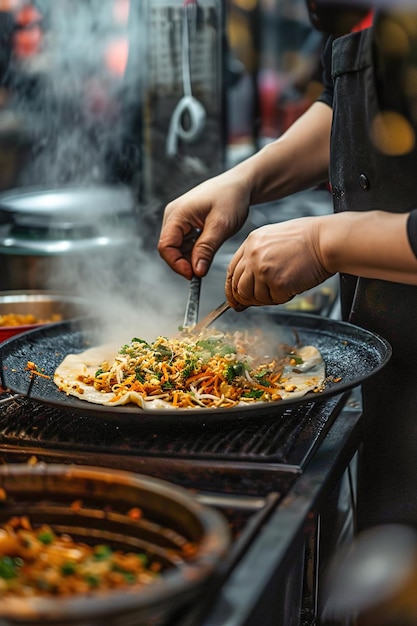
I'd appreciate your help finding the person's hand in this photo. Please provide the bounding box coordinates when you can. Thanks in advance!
[225,216,333,307]
[158,172,251,280]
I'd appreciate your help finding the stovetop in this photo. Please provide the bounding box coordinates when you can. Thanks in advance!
[0,390,349,497]
[0,386,361,625]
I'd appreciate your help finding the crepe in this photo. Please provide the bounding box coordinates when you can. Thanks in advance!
[53,331,326,411]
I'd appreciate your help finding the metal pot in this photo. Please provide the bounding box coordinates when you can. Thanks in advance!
[0,185,140,292]
[0,462,231,626]
[0,290,90,342]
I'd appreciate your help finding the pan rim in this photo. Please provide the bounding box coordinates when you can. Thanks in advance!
[0,311,392,422]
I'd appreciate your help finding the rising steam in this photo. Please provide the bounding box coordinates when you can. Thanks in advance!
[6,0,192,342]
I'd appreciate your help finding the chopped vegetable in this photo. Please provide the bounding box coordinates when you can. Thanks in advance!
[77,328,307,409]
[0,516,162,598]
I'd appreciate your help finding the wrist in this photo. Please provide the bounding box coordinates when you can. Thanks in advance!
[320,210,417,283]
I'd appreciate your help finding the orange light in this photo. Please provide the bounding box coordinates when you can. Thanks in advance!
[0,0,21,11]
[13,25,42,58]
[15,4,42,26]
[105,37,129,77]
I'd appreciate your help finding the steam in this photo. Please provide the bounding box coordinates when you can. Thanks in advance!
[6,0,192,342]
[10,0,144,187]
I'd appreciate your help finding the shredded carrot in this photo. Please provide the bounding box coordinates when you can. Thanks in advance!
[25,361,50,379]
[74,329,318,409]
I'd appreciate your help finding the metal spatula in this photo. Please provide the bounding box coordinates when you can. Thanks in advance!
[183,275,202,329]
[183,272,230,333]
[187,300,230,335]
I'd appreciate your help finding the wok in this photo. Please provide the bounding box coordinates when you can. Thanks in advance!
[0,309,391,423]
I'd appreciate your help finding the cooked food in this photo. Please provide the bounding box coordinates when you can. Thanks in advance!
[54,328,326,410]
[0,313,62,327]
[0,515,162,598]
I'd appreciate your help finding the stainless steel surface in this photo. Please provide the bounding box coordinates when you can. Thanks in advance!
[0,290,89,315]
[188,300,230,335]
[0,290,90,342]
[0,186,139,291]
[183,275,202,328]
[0,185,135,228]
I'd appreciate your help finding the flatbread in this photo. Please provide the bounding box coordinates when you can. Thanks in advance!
[54,332,326,411]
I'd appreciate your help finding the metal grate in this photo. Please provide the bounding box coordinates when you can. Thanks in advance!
[0,392,346,466]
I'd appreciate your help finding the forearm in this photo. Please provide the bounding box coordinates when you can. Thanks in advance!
[229,101,332,205]
[321,210,417,284]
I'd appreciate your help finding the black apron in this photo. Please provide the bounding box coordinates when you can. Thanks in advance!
[330,28,417,529]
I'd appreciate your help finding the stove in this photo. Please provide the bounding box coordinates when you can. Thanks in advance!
[0,386,362,625]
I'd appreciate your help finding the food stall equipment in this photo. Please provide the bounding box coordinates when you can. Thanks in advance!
[0,309,390,625]
[0,185,139,292]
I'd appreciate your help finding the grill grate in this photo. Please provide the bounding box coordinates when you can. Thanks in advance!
[0,393,347,466]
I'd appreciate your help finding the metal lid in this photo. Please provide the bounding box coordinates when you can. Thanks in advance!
[0,185,136,229]
[0,185,139,253]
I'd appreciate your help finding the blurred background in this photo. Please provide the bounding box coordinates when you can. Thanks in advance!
[0,0,335,322]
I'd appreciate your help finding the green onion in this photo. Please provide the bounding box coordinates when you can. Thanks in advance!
[37,530,54,545]
[85,573,101,587]
[61,562,77,576]
[0,556,18,579]
[242,389,264,399]
[93,544,112,561]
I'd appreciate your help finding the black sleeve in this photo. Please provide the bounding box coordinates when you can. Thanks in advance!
[407,210,417,259]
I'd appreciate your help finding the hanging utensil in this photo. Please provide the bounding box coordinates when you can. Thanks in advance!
[166,0,206,157]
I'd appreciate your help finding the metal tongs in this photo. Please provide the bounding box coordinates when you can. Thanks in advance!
[182,231,230,334]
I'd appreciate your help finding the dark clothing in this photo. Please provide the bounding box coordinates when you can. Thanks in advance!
[319,22,417,528]
[408,209,417,258]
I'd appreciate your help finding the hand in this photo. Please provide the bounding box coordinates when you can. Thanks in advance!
[225,216,333,308]
[158,172,251,280]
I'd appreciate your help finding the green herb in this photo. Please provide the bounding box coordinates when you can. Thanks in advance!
[85,573,101,587]
[61,562,77,576]
[254,369,269,379]
[93,544,112,561]
[196,339,236,358]
[0,556,18,579]
[225,362,246,383]
[155,346,173,358]
[183,358,197,379]
[137,553,149,566]
[242,389,265,399]
[287,354,303,364]
[123,572,136,584]
[37,530,54,545]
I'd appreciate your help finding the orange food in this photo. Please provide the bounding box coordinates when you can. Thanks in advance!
[0,313,62,327]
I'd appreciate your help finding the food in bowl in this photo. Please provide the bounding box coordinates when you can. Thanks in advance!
[0,291,88,342]
[0,313,63,327]
[0,514,163,597]
[0,463,231,626]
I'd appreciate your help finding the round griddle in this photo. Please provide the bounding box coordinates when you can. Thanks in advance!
[0,310,391,424]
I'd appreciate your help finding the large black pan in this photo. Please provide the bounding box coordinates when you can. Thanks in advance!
[0,309,391,424]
